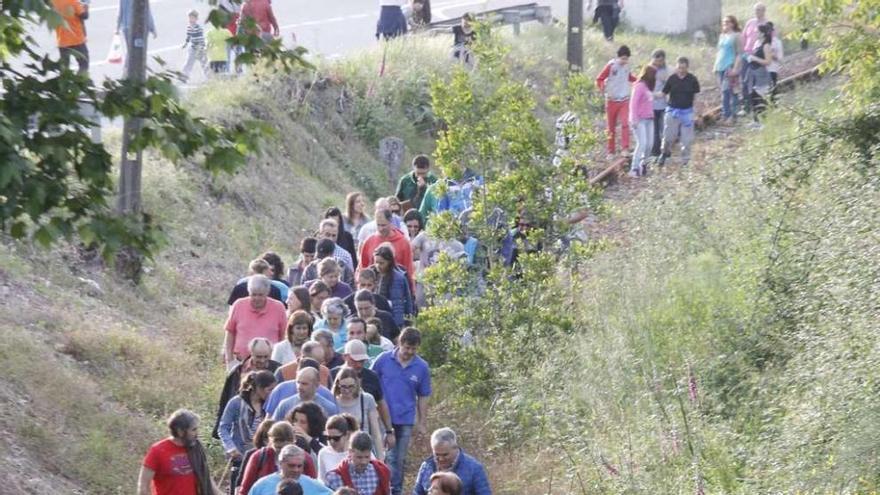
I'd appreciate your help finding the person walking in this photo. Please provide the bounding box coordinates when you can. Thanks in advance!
[206,22,232,74]
[239,0,279,42]
[377,0,408,40]
[52,0,89,75]
[218,370,277,492]
[371,327,432,495]
[714,15,742,124]
[180,9,208,83]
[650,49,669,158]
[325,431,392,494]
[396,155,438,211]
[137,409,220,495]
[116,0,157,66]
[740,2,769,115]
[589,0,623,41]
[746,23,775,126]
[628,65,656,178]
[412,428,491,495]
[595,45,636,159]
[658,57,700,167]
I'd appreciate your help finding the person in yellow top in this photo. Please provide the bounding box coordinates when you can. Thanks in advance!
[205,23,232,74]
[52,0,90,75]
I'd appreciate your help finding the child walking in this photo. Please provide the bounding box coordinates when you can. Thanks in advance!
[206,23,232,74]
[180,9,207,83]
[596,45,636,159]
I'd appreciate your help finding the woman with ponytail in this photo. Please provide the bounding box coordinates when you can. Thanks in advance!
[317,414,360,483]
[218,370,277,491]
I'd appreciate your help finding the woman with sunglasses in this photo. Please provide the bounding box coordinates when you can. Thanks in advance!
[317,414,359,483]
[332,367,385,460]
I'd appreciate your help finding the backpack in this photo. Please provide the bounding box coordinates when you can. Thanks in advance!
[437,178,481,217]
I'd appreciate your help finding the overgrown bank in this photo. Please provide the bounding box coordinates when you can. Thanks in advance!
[1,6,876,495]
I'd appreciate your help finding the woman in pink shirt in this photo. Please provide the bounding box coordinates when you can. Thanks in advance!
[224,275,287,370]
[629,65,657,178]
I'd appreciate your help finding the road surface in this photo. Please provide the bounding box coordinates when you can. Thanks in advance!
[26,0,569,83]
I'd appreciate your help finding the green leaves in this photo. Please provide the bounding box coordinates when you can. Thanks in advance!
[0,0,308,261]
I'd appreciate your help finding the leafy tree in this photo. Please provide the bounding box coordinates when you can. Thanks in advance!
[786,0,880,107]
[0,0,309,267]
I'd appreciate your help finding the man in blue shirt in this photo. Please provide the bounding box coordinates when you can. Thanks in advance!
[371,327,432,495]
[272,367,338,420]
[412,428,491,495]
[249,444,332,495]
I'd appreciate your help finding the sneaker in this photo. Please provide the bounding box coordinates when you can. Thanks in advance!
[736,109,747,117]
[657,154,668,167]
[640,163,649,176]
[628,169,640,178]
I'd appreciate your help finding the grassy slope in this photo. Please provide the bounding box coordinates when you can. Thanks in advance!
[0,2,817,491]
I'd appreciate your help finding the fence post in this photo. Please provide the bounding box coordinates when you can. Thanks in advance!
[567,0,584,71]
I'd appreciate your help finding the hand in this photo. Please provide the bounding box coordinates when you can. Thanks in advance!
[415,422,427,439]
[384,431,396,449]
[416,176,426,187]
[294,426,312,443]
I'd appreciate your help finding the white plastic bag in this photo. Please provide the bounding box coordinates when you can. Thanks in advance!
[106,34,124,64]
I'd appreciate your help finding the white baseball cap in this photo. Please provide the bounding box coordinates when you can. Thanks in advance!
[344,339,370,362]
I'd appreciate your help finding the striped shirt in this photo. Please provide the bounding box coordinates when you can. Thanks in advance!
[185,23,206,48]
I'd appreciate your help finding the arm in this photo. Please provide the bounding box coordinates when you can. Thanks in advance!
[369,408,386,460]
[218,398,243,457]
[595,63,611,91]
[223,330,236,366]
[239,449,263,495]
[137,466,154,495]
[412,463,430,495]
[473,463,492,495]
[415,395,429,437]
[268,6,279,36]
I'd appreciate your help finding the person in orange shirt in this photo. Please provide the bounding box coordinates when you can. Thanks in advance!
[52,0,89,75]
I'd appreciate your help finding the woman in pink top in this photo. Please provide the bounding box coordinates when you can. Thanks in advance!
[224,275,287,370]
[629,65,657,178]
[239,0,279,41]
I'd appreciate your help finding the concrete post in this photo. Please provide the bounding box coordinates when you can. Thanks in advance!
[623,0,721,35]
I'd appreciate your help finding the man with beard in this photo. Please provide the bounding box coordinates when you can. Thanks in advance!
[138,409,220,495]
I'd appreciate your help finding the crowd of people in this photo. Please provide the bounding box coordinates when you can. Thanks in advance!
[137,154,497,495]
[594,2,783,178]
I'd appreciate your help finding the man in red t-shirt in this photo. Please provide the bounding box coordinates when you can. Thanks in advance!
[137,409,220,495]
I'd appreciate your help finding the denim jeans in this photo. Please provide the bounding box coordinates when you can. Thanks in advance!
[386,424,413,495]
[651,109,665,156]
[631,119,654,173]
[718,70,739,119]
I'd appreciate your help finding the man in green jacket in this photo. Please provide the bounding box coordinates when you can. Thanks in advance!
[395,155,437,211]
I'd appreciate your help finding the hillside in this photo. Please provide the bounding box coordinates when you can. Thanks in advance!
[2,3,878,494]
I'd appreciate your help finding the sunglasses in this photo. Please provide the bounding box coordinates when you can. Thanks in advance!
[326,434,345,442]
[339,383,357,390]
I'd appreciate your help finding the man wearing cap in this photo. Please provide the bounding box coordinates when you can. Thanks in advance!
[303,239,355,287]
[288,237,317,287]
[330,337,396,456]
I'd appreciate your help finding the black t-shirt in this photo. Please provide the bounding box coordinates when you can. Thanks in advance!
[663,72,700,109]
[330,366,384,403]
[227,279,283,306]
[373,309,400,342]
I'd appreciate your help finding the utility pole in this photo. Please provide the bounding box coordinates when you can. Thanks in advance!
[116,0,149,281]
[567,0,584,72]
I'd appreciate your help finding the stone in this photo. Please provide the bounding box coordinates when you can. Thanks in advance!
[77,277,103,298]
[624,0,721,35]
[379,137,405,188]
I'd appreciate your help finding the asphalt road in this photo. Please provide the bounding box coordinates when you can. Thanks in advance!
[26,0,569,83]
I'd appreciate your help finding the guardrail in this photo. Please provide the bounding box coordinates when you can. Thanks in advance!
[423,3,552,36]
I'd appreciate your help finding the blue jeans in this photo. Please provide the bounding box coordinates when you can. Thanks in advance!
[718,70,739,119]
[386,424,413,495]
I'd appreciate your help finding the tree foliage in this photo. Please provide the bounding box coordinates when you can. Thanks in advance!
[786,0,880,107]
[0,0,310,259]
